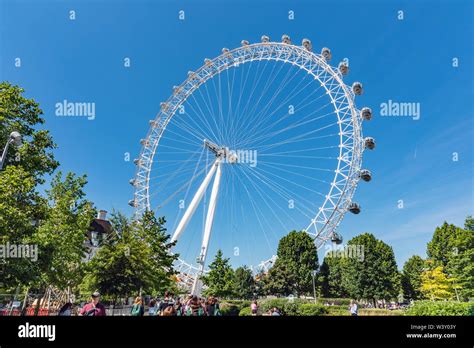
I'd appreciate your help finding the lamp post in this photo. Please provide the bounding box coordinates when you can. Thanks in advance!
[312,269,319,304]
[0,131,22,170]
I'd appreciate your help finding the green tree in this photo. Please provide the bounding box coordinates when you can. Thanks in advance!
[0,82,59,289]
[446,219,474,299]
[427,222,462,267]
[263,261,294,296]
[465,215,474,231]
[232,266,256,300]
[201,250,234,299]
[264,230,318,297]
[343,233,400,304]
[320,254,348,298]
[134,211,178,293]
[33,172,95,291]
[401,255,425,300]
[83,212,177,300]
[254,269,267,297]
[427,220,474,299]
[0,82,59,183]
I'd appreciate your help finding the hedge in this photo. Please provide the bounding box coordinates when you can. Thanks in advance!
[319,298,352,306]
[219,303,241,316]
[239,307,253,316]
[298,304,328,316]
[405,301,474,316]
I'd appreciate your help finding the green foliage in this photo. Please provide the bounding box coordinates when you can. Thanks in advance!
[0,82,59,184]
[232,266,256,300]
[219,302,241,316]
[343,233,400,303]
[258,298,310,315]
[33,171,95,290]
[0,82,59,289]
[238,306,253,316]
[201,250,234,299]
[426,221,473,299]
[358,308,403,316]
[319,298,351,306]
[264,231,318,297]
[405,301,474,316]
[298,303,328,316]
[325,307,350,316]
[83,211,177,299]
[427,222,463,267]
[465,216,474,231]
[320,255,349,298]
[401,255,425,300]
[224,299,251,308]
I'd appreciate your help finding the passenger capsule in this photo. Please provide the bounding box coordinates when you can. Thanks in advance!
[352,82,363,95]
[331,232,343,244]
[348,202,361,214]
[129,179,136,186]
[222,48,230,54]
[282,34,291,44]
[133,158,141,166]
[364,137,376,150]
[302,38,312,51]
[361,107,372,121]
[128,199,137,207]
[338,61,349,75]
[261,35,270,43]
[321,47,332,61]
[160,102,168,110]
[241,40,249,46]
[359,169,372,182]
[204,58,212,66]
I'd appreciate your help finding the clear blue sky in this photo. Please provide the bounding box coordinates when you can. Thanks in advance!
[1,0,473,270]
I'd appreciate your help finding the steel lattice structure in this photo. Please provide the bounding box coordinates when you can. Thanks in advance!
[130,35,375,291]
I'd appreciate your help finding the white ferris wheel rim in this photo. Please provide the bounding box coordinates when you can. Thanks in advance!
[131,39,365,275]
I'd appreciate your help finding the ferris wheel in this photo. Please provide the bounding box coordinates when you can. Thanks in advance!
[129,35,376,294]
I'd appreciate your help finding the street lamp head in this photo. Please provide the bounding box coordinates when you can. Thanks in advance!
[10,131,22,146]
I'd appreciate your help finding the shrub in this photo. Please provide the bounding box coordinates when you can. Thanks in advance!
[259,298,290,314]
[225,300,251,308]
[219,303,240,316]
[359,309,402,316]
[298,304,328,316]
[405,301,474,316]
[319,298,351,306]
[325,307,350,316]
[239,307,252,316]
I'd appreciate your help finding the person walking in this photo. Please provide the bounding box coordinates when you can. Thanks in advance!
[58,302,73,316]
[250,300,258,316]
[148,299,159,316]
[206,296,221,316]
[186,295,205,316]
[131,297,145,316]
[79,292,106,316]
[349,300,358,316]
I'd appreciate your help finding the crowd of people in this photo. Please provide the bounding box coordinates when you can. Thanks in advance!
[144,291,221,316]
[54,292,380,317]
[60,291,223,316]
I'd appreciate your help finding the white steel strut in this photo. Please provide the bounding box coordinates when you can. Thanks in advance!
[171,140,231,295]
